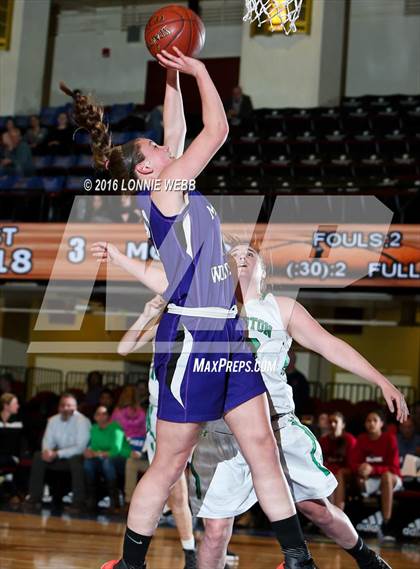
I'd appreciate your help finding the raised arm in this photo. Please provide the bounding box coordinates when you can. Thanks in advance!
[278,297,409,423]
[91,242,168,295]
[153,48,229,215]
[163,70,186,159]
[117,295,166,356]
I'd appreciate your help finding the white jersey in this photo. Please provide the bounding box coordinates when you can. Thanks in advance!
[243,293,294,414]
[148,359,159,408]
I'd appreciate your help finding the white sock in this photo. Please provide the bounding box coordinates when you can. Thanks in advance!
[181,537,195,551]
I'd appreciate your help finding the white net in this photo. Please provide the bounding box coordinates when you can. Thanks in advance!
[243,0,304,35]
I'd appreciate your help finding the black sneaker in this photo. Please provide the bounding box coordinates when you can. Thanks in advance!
[360,549,392,569]
[378,521,396,543]
[101,561,146,569]
[278,559,319,569]
[183,549,197,569]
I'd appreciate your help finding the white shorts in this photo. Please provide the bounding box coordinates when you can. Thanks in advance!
[363,475,403,497]
[189,413,338,519]
[144,404,158,463]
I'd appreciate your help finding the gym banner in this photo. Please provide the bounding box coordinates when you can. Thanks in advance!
[1,222,419,287]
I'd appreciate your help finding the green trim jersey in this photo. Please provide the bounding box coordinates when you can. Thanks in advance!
[244,293,294,415]
[148,357,159,408]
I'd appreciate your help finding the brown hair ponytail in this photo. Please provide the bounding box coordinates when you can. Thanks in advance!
[59,82,145,182]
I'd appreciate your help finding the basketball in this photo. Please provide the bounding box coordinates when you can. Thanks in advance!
[144,5,206,59]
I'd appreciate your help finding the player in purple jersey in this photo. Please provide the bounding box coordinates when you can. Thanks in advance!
[65,50,318,569]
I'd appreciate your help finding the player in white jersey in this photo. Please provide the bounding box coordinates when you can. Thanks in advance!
[192,243,408,569]
[118,296,197,569]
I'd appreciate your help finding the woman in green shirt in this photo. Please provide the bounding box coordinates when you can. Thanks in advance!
[84,405,131,512]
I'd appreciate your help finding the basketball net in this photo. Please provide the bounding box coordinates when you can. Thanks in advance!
[243,0,304,35]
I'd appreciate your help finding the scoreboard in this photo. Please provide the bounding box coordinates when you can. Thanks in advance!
[0,223,419,287]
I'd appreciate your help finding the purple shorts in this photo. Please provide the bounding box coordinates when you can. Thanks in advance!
[154,312,266,423]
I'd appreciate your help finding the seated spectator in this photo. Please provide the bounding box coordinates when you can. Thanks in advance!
[0,393,25,505]
[25,393,90,513]
[351,409,402,542]
[225,86,253,127]
[99,388,115,413]
[47,112,73,154]
[84,405,131,512]
[24,115,48,153]
[90,195,113,222]
[112,386,147,507]
[397,417,420,463]
[1,118,17,145]
[0,129,34,176]
[286,350,310,416]
[118,194,142,223]
[312,412,330,439]
[85,370,103,407]
[320,412,356,510]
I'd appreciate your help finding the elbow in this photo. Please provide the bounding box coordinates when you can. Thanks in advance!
[207,120,229,145]
[117,344,129,357]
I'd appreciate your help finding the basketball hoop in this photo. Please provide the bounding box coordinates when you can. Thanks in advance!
[243,0,304,35]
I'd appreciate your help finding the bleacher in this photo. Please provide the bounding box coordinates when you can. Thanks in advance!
[1,94,420,222]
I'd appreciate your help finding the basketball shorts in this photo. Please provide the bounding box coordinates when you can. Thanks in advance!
[189,413,338,518]
[154,311,266,423]
[362,475,403,497]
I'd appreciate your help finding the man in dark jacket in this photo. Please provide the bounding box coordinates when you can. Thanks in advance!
[226,86,254,127]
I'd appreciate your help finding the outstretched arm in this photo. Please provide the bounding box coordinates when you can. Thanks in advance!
[154,48,229,216]
[163,70,186,159]
[91,242,168,294]
[118,295,166,356]
[278,297,409,423]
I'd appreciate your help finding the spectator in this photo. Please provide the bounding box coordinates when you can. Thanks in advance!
[1,118,17,145]
[397,417,420,462]
[286,351,310,416]
[84,371,103,407]
[112,386,146,442]
[47,112,73,154]
[0,393,26,505]
[118,194,142,223]
[316,412,330,438]
[0,129,34,176]
[25,393,90,513]
[112,386,147,507]
[84,405,131,512]
[320,412,356,510]
[351,409,402,542]
[90,195,113,223]
[24,115,47,153]
[225,86,253,127]
[99,388,115,413]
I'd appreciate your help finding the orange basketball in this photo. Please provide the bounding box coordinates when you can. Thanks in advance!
[145,5,206,59]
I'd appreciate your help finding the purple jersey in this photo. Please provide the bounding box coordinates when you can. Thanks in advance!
[137,190,235,309]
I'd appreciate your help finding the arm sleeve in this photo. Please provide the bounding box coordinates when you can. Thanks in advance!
[108,424,125,458]
[56,418,91,459]
[344,435,357,469]
[350,437,365,472]
[372,434,400,476]
[42,418,55,451]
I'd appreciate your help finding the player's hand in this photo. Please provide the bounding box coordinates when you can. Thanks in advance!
[156,47,205,77]
[143,295,166,319]
[91,241,122,266]
[379,379,409,423]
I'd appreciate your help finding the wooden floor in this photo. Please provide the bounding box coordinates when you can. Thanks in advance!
[0,511,417,569]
